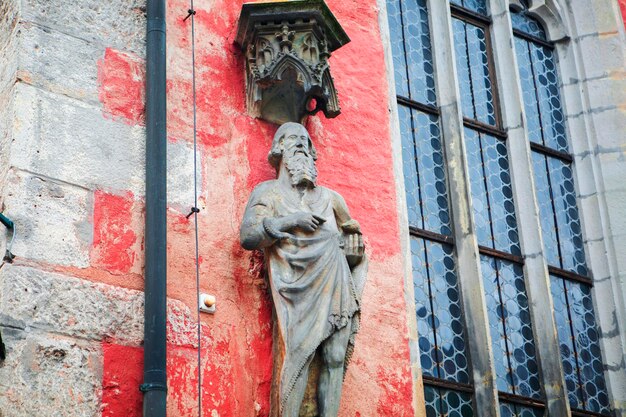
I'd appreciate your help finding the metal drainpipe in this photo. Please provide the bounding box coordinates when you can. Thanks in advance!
[142,0,168,415]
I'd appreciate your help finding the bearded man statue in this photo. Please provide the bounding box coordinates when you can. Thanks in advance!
[240,122,368,417]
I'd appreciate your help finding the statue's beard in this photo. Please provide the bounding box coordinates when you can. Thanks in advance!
[283,150,318,187]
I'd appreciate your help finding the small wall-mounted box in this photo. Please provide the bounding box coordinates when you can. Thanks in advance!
[199,293,216,314]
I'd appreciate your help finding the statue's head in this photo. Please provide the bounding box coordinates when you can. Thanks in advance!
[268,122,318,187]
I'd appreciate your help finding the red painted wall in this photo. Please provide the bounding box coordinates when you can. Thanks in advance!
[95,0,414,415]
[621,0,626,29]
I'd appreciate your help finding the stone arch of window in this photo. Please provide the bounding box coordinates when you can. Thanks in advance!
[509,0,569,42]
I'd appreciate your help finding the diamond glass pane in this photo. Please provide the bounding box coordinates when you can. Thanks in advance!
[511,10,547,40]
[399,107,452,235]
[550,276,611,413]
[453,18,497,126]
[500,402,544,417]
[387,0,409,98]
[399,105,423,228]
[411,238,470,383]
[481,257,541,398]
[566,280,611,413]
[530,43,568,152]
[550,276,584,409]
[515,38,543,145]
[449,0,488,15]
[547,151,587,276]
[531,152,560,267]
[465,128,521,255]
[514,30,568,152]
[404,0,436,105]
[425,385,474,417]
[532,153,587,275]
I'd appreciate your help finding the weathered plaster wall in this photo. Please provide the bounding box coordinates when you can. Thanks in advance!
[0,0,415,416]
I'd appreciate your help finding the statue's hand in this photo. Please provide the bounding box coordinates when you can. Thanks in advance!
[276,212,326,233]
[344,232,365,268]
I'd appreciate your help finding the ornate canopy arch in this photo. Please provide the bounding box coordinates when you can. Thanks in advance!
[509,0,569,42]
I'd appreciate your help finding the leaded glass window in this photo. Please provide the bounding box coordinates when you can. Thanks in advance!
[451,2,545,414]
[388,0,475,415]
[386,0,617,415]
[512,4,611,415]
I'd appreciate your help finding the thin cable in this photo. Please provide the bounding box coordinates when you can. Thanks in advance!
[187,1,203,416]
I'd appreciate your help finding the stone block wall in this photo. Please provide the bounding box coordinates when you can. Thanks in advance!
[0,1,149,415]
[563,0,626,329]
[0,0,18,208]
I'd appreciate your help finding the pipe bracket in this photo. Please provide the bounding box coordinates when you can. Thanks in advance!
[139,383,168,393]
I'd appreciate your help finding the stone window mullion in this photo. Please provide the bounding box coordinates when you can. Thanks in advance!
[427,0,500,415]
[486,1,572,416]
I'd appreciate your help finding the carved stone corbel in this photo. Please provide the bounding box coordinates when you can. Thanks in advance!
[236,0,350,125]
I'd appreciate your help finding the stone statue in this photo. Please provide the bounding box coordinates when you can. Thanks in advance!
[240,123,367,417]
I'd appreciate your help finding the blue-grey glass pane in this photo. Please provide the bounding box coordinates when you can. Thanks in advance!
[399,105,423,228]
[518,407,544,417]
[465,128,492,247]
[500,403,515,417]
[566,281,611,414]
[424,385,441,417]
[387,0,409,97]
[551,276,584,409]
[401,0,437,105]
[530,44,568,152]
[500,402,544,417]
[415,112,451,234]
[482,257,541,398]
[547,147,587,276]
[467,23,496,125]
[411,238,470,383]
[453,18,475,120]
[514,38,543,145]
[498,261,541,398]
[424,386,475,417]
[532,153,560,267]
[450,0,488,15]
[412,237,438,378]
[427,240,469,383]
[511,9,547,40]
[441,389,474,417]
[465,128,521,254]
[482,256,512,393]
[453,19,496,125]
[400,107,451,234]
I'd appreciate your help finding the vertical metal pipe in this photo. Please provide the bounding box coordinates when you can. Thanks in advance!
[143,0,167,415]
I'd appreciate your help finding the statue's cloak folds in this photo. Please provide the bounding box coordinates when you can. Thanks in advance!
[244,181,367,412]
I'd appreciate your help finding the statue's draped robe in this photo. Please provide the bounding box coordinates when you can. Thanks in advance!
[241,180,367,412]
